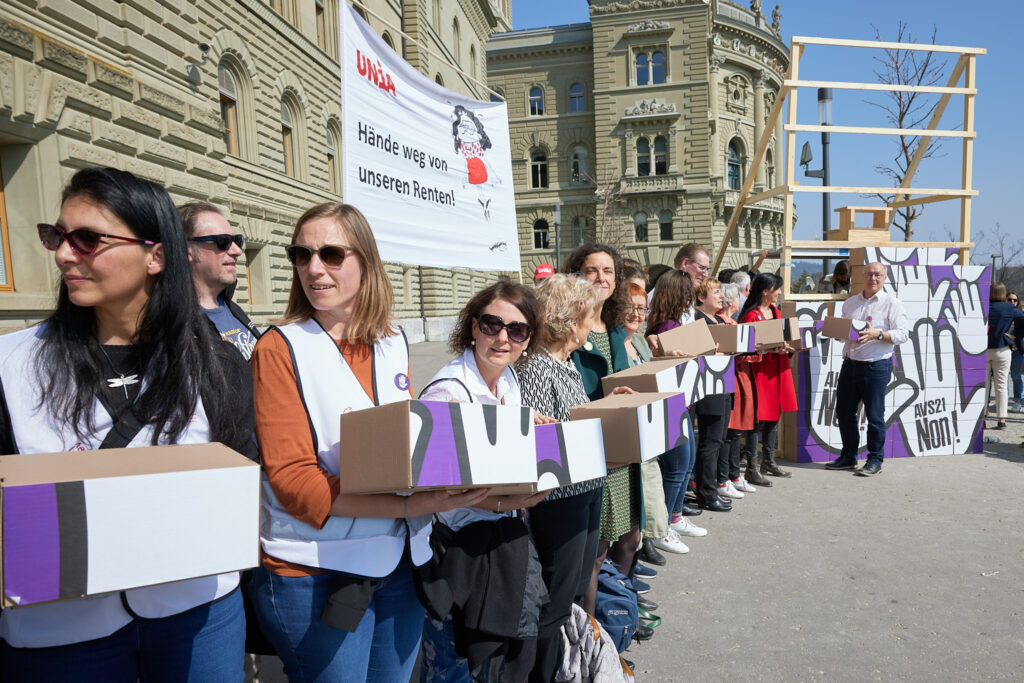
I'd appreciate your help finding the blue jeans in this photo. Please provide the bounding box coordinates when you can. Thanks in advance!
[660,413,696,517]
[837,357,892,466]
[0,588,245,683]
[249,562,424,683]
[1010,349,1023,403]
[420,615,470,683]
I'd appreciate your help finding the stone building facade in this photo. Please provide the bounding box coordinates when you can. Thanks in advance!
[487,0,789,281]
[0,0,511,338]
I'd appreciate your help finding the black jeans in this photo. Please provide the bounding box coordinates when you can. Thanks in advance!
[721,428,743,483]
[742,419,780,465]
[527,486,603,683]
[693,410,729,504]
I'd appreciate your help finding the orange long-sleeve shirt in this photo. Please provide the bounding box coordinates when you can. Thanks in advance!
[250,327,411,576]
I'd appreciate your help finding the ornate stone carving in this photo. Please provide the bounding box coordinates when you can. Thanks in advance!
[590,0,700,16]
[754,69,770,89]
[750,0,762,12]
[627,20,670,33]
[709,54,724,73]
[771,5,782,33]
[625,98,677,116]
[725,73,749,114]
[763,90,777,121]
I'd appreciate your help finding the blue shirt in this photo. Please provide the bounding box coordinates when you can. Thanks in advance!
[203,298,257,359]
[988,301,1024,351]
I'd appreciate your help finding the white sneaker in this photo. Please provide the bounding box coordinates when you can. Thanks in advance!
[719,481,745,499]
[651,533,689,554]
[733,476,756,493]
[670,517,708,537]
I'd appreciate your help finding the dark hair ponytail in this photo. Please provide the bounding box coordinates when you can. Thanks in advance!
[35,167,240,446]
[738,272,782,321]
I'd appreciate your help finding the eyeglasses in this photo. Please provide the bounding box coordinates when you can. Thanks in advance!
[285,244,357,269]
[190,234,245,251]
[38,223,156,256]
[628,305,648,317]
[476,313,532,343]
[865,272,886,280]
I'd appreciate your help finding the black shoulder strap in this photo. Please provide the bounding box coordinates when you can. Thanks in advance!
[96,395,147,450]
[418,377,474,403]
[227,299,263,339]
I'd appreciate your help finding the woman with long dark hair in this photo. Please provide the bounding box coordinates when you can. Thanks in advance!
[0,167,254,680]
[737,273,797,479]
[248,203,489,682]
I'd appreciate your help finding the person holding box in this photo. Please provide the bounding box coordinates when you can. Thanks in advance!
[248,203,490,682]
[737,273,797,480]
[417,281,549,683]
[0,168,255,681]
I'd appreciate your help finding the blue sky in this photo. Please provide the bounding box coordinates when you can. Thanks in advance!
[509,0,1021,256]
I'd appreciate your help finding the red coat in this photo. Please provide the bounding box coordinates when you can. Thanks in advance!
[736,305,798,423]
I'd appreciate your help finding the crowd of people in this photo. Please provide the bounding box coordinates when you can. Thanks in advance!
[0,167,924,682]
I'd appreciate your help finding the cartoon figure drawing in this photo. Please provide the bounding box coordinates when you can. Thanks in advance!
[452,105,498,219]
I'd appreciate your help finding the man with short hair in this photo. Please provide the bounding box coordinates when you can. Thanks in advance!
[179,202,260,359]
[825,262,908,476]
[648,243,710,325]
[731,270,751,317]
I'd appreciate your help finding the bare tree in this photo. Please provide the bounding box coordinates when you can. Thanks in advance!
[866,22,947,241]
[974,222,1024,291]
[587,172,628,250]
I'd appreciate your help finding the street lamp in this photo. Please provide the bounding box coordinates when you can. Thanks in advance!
[800,88,833,285]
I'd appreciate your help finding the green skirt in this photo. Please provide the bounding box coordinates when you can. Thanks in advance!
[599,464,641,542]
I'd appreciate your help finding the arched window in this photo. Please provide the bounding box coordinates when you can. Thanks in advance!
[218,64,240,156]
[490,87,504,103]
[280,97,297,177]
[382,32,395,51]
[530,149,548,188]
[571,216,589,246]
[570,145,588,183]
[765,149,775,188]
[435,73,444,86]
[529,86,544,116]
[654,136,667,175]
[635,53,649,86]
[634,213,648,242]
[469,45,477,80]
[569,83,585,113]
[637,138,651,177]
[659,211,673,241]
[533,219,550,249]
[728,141,743,190]
[452,19,460,65]
[651,51,666,84]
[326,122,341,194]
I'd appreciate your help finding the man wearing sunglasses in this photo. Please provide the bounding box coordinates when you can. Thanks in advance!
[179,202,261,358]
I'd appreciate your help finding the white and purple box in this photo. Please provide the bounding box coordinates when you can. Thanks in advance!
[570,392,690,464]
[600,355,735,407]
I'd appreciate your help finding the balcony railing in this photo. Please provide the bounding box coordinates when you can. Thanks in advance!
[724,188,785,212]
[621,173,683,194]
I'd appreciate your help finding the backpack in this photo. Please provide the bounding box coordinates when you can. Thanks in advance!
[594,559,638,652]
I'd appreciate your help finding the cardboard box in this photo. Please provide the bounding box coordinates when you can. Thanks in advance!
[821,316,868,341]
[570,392,689,464]
[601,355,735,406]
[496,419,608,494]
[653,318,717,357]
[338,400,537,494]
[709,323,756,354]
[0,443,259,608]
[751,318,785,349]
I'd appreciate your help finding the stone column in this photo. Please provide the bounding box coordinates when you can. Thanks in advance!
[625,128,636,177]
[753,69,768,188]
[774,85,784,184]
[709,55,723,180]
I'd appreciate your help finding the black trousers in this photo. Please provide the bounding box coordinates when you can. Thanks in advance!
[526,486,603,683]
[693,410,729,504]
[720,428,743,484]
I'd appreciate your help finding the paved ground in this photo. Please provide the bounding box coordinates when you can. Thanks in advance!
[253,344,1024,681]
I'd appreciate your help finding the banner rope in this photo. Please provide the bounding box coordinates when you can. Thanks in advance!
[350,0,506,101]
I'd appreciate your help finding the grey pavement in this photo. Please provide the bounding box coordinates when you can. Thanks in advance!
[252,346,1024,681]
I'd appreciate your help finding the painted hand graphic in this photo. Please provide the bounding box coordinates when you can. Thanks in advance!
[945,270,987,355]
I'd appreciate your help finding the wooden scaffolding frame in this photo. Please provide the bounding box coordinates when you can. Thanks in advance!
[711,36,986,298]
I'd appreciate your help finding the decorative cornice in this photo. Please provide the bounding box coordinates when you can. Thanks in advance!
[590,0,709,16]
[625,98,677,116]
[627,19,670,33]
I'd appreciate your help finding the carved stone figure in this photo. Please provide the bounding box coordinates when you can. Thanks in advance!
[751,0,762,13]
[627,19,670,33]
[625,98,677,116]
[772,5,782,32]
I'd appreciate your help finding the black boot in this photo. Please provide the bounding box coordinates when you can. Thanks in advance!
[761,450,792,478]
[638,539,666,566]
[745,451,772,487]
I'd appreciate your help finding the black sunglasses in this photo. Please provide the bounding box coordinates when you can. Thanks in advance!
[285,244,357,269]
[38,223,156,256]
[190,234,244,251]
[477,313,532,343]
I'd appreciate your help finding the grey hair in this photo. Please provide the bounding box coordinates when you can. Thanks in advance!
[535,274,601,348]
[721,283,740,305]
[730,271,751,290]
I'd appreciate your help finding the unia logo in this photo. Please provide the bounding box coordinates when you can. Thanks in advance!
[356,49,397,97]
[68,442,87,451]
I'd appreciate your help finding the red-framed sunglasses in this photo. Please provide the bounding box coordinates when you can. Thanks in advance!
[38,223,156,256]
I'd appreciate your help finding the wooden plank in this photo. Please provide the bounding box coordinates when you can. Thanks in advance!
[784,79,975,95]
[783,293,850,301]
[792,185,977,196]
[888,194,958,209]
[745,185,788,204]
[711,46,798,276]
[791,36,986,55]
[960,54,976,266]
[785,123,974,138]
[790,239,973,249]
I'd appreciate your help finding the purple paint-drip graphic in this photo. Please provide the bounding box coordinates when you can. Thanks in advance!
[414,402,464,487]
[665,393,689,448]
[535,423,564,467]
[3,483,61,605]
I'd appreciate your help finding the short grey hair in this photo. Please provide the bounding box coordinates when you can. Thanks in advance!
[730,271,751,290]
[535,274,601,348]
[721,283,740,305]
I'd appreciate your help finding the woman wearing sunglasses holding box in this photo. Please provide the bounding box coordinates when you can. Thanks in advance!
[418,281,551,682]
[248,203,489,682]
[0,168,255,681]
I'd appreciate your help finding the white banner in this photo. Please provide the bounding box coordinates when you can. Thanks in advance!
[340,4,520,271]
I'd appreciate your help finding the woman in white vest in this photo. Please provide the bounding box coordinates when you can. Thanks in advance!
[0,167,255,680]
[418,281,550,682]
[248,203,490,682]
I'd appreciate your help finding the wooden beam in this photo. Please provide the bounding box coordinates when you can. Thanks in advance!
[792,185,977,196]
[960,54,977,265]
[790,239,973,249]
[785,123,974,138]
[888,194,958,209]
[744,185,788,204]
[791,36,986,54]
[783,79,976,95]
[782,292,851,301]
[711,46,798,275]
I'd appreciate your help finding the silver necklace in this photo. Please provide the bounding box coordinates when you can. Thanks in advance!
[97,345,139,399]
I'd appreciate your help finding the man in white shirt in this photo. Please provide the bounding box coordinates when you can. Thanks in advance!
[825,262,909,476]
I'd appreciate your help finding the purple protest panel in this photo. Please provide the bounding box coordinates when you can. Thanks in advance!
[3,483,61,606]
[410,401,464,487]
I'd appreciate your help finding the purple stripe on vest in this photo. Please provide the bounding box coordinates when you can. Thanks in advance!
[414,401,463,487]
[535,423,564,467]
[3,483,60,605]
